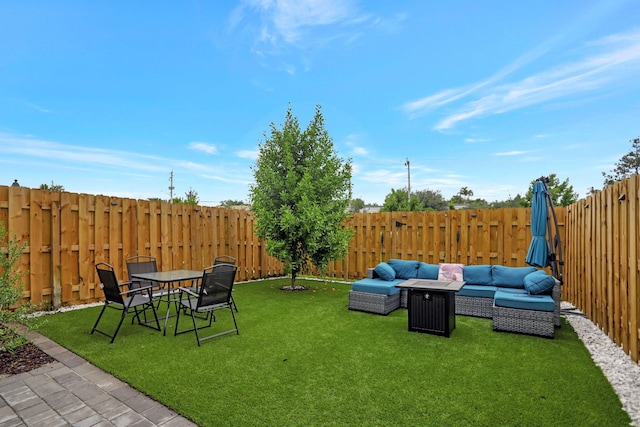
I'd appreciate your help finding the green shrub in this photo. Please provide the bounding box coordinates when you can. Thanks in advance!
[0,221,39,352]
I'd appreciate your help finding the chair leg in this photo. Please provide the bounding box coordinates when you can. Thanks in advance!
[190,309,201,346]
[230,305,239,335]
[91,304,108,335]
[109,311,128,344]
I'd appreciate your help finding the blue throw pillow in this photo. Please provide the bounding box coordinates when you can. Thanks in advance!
[524,270,556,295]
[387,259,419,280]
[374,262,396,281]
[463,265,492,285]
[417,262,439,280]
[491,265,537,288]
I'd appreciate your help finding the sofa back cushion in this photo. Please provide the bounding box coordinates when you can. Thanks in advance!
[417,262,439,280]
[491,265,537,288]
[523,270,556,295]
[387,259,419,280]
[374,262,396,281]
[463,265,492,285]
[438,263,464,281]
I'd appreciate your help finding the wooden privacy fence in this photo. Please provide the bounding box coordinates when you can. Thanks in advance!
[564,174,640,363]
[3,177,640,363]
[0,186,285,307]
[326,207,565,280]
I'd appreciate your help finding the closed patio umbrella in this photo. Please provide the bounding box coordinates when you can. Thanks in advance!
[525,180,550,268]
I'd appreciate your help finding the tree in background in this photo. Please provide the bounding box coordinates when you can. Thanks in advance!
[349,198,365,213]
[39,181,65,192]
[381,188,422,212]
[249,105,353,289]
[524,174,578,207]
[171,188,199,205]
[414,189,448,211]
[220,199,248,207]
[602,136,640,187]
[490,194,527,208]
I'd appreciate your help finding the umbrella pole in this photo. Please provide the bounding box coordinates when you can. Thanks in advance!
[539,177,564,283]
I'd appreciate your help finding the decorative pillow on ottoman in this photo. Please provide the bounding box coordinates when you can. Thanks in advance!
[438,263,464,281]
[374,262,396,281]
[524,270,556,294]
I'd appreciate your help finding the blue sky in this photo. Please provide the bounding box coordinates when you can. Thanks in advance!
[1,1,639,206]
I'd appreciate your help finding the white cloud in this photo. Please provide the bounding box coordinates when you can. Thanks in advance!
[402,29,640,131]
[494,151,529,156]
[237,149,259,160]
[188,142,218,155]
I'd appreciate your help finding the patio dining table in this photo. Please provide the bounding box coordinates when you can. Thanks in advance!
[130,269,203,335]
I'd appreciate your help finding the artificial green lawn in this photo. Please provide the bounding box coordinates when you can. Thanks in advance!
[38,279,630,426]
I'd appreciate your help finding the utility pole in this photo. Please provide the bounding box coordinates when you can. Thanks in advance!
[168,170,175,202]
[404,158,411,203]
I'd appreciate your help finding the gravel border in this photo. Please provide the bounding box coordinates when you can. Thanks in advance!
[562,301,640,426]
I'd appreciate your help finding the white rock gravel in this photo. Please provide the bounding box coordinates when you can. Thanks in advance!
[562,301,640,426]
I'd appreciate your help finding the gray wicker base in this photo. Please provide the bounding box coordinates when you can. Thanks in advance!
[455,295,493,318]
[348,290,400,315]
[492,305,554,338]
[400,289,408,308]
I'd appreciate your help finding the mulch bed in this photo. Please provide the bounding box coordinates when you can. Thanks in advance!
[0,342,57,376]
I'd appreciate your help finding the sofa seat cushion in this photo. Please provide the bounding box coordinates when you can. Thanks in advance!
[387,259,419,279]
[491,265,537,288]
[456,285,497,298]
[463,265,492,285]
[493,290,555,312]
[352,278,403,295]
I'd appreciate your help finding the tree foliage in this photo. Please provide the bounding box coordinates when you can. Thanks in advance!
[39,181,65,192]
[414,189,448,211]
[249,105,353,287]
[524,174,578,207]
[349,198,365,213]
[603,137,640,187]
[220,199,248,207]
[381,189,422,212]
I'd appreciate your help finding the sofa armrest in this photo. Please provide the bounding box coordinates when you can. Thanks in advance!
[367,268,380,279]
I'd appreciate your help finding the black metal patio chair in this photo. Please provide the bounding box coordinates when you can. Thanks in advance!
[174,263,239,346]
[214,255,239,312]
[91,262,161,343]
[126,255,170,307]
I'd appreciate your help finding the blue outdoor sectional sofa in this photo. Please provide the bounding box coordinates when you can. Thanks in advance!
[348,259,561,338]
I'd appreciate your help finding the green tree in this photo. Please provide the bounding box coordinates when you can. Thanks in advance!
[491,194,527,208]
[349,198,365,213]
[524,174,578,207]
[414,189,448,211]
[39,181,65,192]
[171,188,199,205]
[249,105,353,288]
[381,188,422,212]
[458,186,474,200]
[603,137,640,187]
[220,199,248,207]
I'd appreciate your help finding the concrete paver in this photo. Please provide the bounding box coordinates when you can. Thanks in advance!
[0,332,198,426]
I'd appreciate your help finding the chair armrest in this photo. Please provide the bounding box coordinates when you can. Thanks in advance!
[177,286,199,298]
[121,282,155,296]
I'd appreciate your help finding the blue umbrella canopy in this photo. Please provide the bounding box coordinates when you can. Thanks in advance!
[526,181,551,268]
